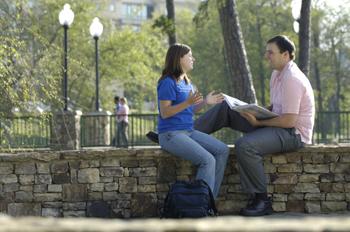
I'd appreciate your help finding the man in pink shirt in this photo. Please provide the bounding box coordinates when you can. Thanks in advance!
[194,35,315,216]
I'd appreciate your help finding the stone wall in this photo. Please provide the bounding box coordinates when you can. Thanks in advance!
[0,146,349,217]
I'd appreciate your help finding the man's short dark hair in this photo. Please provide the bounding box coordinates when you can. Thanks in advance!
[114,96,120,101]
[267,35,296,60]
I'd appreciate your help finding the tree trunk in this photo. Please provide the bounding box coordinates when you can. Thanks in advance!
[166,0,177,45]
[217,0,257,103]
[255,4,266,106]
[298,0,311,76]
[312,17,324,141]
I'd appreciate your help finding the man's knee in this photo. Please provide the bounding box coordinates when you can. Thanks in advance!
[234,138,253,158]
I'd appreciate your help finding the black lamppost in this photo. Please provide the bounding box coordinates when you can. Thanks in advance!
[89,17,103,112]
[59,4,74,111]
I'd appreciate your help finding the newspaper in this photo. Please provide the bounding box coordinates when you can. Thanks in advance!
[223,94,278,120]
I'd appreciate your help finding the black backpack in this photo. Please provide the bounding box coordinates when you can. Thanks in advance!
[161,179,218,218]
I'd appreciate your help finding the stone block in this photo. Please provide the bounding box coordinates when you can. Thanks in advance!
[78,168,100,183]
[62,184,87,202]
[277,164,302,173]
[304,164,329,173]
[129,167,157,177]
[52,173,71,184]
[36,163,50,174]
[33,184,47,193]
[273,194,287,202]
[19,175,35,185]
[330,163,350,173]
[0,174,17,184]
[63,202,86,210]
[321,201,347,212]
[272,174,298,184]
[90,183,104,192]
[34,193,61,202]
[15,191,33,202]
[157,160,176,182]
[326,193,345,201]
[0,164,13,174]
[20,185,33,192]
[101,159,120,167]
[305,193,325,201]
[138,177,157,185]
[299,174,320,183]
[305,201,321,213]
[88,192,102,201]
[48,184,62,192]
[15,163,36,174]
[104,182,118,191]
[119,177,137,193]
[51,162,69,173]
[103,192,119,201]
[131,193,157,217]
[286,200,305,212]
[139,160,156,167]
[3,183,19,192]
[35,174,52,184]
[138,185,156,193]
[272,202,286,212]
[272,155,287,164]
[288,193,304,201]
[8,203,41,216]
[120,160,139,168]
[42,208,61,217]
[100,167,124,177]
[63,211,86,217]
[274,184,295,193]
[294,183,320,193]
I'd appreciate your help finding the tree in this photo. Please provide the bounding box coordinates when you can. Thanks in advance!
[166,0,177,45]
[298,0,311,76]
[217,0,257,103]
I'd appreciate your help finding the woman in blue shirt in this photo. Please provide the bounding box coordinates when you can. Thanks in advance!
[158,44,229,198]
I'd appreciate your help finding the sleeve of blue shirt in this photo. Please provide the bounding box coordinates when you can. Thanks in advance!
[158,78,176,101]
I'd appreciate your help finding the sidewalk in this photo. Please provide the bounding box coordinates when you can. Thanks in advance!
[1,213,350,232]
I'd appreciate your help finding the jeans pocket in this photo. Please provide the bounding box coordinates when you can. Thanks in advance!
[282,128,303,152]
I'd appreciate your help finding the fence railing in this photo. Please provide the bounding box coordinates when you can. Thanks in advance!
[0,115,51,149]
[2,111,350,149]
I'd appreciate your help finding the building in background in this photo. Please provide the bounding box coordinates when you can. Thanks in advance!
[100,0,200,31]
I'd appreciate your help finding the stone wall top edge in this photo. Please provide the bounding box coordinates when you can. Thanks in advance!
[0,145,349,162]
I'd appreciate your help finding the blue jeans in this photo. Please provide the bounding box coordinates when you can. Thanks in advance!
[159,129,229,198]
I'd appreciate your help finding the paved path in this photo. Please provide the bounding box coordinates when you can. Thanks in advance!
[1,213,350,232]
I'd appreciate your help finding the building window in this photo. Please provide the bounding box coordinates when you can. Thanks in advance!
[109,4,115,12]
[122,3,148,21]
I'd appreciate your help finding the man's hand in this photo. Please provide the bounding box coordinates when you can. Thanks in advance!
[240,112,260,127]
[205,91,224,105]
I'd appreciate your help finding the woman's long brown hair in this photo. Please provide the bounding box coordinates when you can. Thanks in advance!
[158,43,191,84]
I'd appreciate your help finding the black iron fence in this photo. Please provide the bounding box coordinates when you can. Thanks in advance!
[0,115,51,149]
[1,111,350,149]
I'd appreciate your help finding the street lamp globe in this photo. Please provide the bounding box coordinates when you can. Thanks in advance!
[59,3,75,27]
[90,17,103,38]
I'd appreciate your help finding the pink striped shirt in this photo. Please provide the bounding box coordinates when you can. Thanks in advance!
[270,61,315,144]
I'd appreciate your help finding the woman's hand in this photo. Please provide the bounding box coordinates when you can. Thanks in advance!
[187,90,203,105]
[205,91,224,105]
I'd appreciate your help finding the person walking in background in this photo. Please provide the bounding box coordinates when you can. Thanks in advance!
[157,43,229,198]
[113,96,120,146]
[117,97,129,148]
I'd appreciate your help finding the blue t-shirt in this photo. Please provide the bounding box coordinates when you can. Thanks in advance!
[157,76,194,133]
